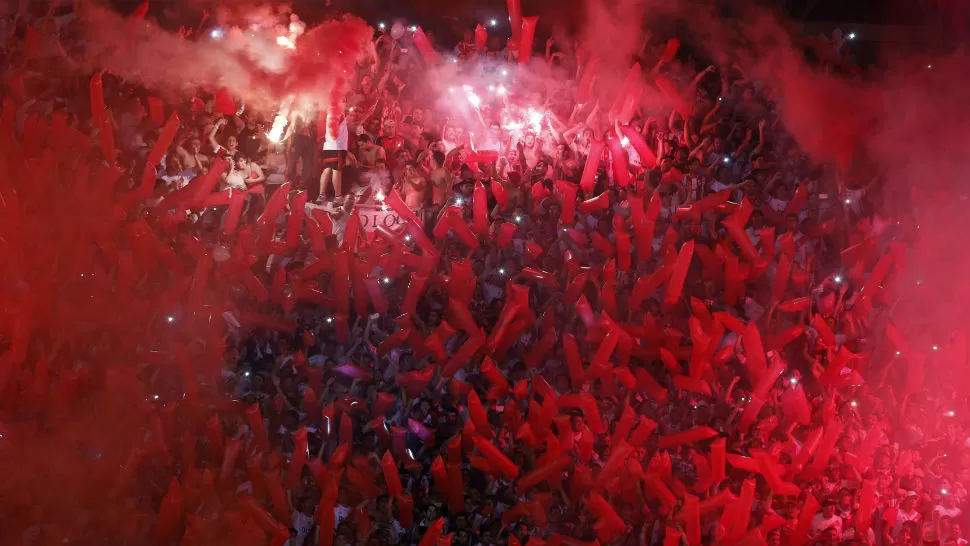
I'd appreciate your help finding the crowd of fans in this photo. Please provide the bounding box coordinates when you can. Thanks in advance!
[2,5,967,546]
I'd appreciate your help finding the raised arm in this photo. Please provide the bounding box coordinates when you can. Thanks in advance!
[751,119,767,156]
[209,118,226,152]
[688,65,716,91]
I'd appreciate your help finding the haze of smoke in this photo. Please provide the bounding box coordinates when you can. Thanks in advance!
[74,1,372,111]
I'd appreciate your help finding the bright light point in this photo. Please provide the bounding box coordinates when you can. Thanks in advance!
[848,32,856,40]
[501,70,509,77]
[496,85,507,96]
[916,280,922,285]
[562,227,568,233]
[845,199,851,204]
[488,85,495,92]
[789,377,798,385]
[376,191,385,202]
[210,28,225,40]
[448,87,455,93]
[243,371,250,377]
[276,35,296,49]
[266,101,292,143]
[927,64,933,69]
[153,394,160,400]
[942,489,948,494]
[620,136,630,147]
[167,316,175,323]
[933,345,939,351]
[850,400,858,407]
[378,22,386,29]
[722,156,731,163]
[515,215,523,223]
[490,19,498,27]
[455,198,464,206]
[834,275,843,283]
[409,25,418,32]
[466,92,481,108]
[947,410,955,417]
[404,234,411,242]
[452,58,458,63]
[896,351,902,356]
[326,317,334,324]
[382,277,391,284]
[498,268,506,275]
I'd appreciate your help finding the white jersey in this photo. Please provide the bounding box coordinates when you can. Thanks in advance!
[323,118,348,151]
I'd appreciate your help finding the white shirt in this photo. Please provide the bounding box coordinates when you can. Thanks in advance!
[292,511,314,546]
[323,119,348,151]
[224,170,248,191]
[810,513,843,539]
[334,504,351,527]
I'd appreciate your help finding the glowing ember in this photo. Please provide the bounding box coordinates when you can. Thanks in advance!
[466,91,481,108]
[266,98,293,143]
[276,35,296,49]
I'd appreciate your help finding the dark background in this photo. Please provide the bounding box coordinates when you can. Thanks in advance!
[105,0,969,59]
